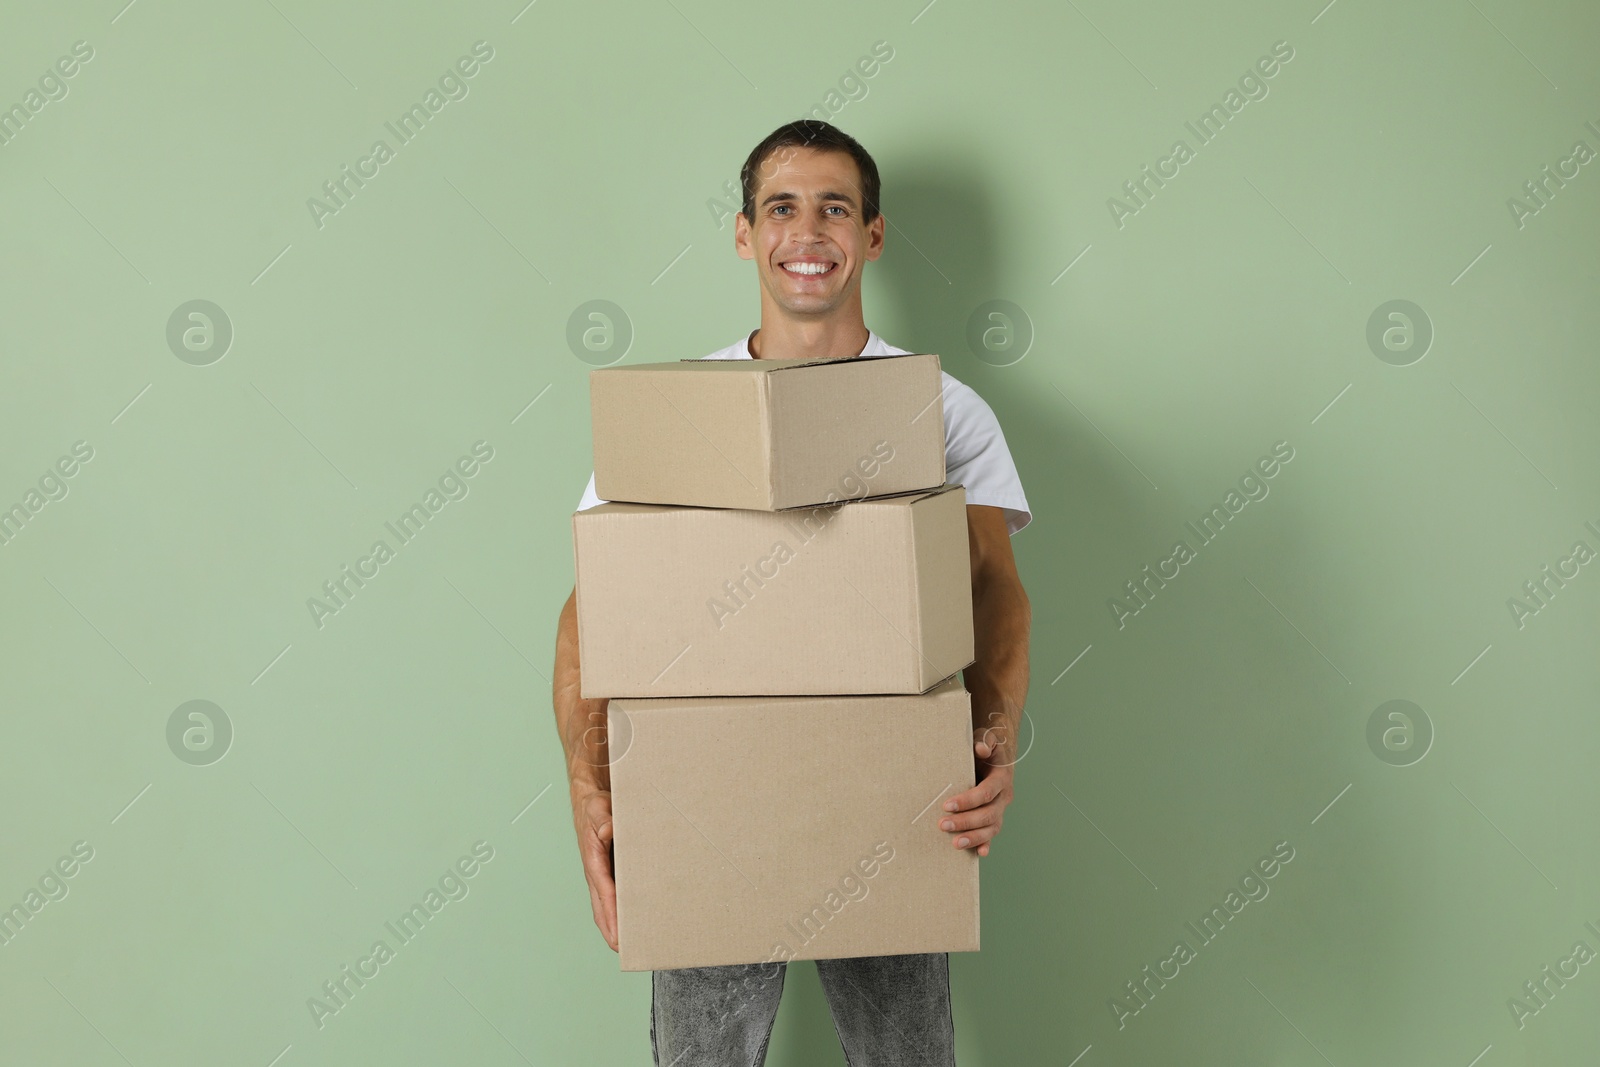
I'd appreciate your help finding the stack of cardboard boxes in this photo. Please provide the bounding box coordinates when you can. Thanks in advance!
[572,351,981,971]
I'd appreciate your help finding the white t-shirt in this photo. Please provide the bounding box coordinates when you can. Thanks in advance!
[576,329,1033,535]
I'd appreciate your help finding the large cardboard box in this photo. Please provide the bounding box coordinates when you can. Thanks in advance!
[573,484,974,698]
[590,352,946,510]
[608,675,980,971]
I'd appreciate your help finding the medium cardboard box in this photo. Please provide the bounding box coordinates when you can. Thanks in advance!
[573,484,974,698]
[607,675,980,971]
[589,352,946,510]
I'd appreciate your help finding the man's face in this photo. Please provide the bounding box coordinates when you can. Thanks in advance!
[735,145,884,318]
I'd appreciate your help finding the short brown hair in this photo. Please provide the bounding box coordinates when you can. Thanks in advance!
[740,120,881,226]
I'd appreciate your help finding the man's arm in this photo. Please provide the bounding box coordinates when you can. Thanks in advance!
[554,586,620,949]
[940,504,1031,857]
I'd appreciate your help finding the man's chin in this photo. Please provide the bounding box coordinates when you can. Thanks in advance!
[771,297,840,318]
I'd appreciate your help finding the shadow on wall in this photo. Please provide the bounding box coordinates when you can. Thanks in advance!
[764,153,1401,1065]
[762,151,1018,1067]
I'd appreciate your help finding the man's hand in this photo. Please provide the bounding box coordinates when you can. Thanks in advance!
[572,786,619,951]
[555,588,622,952]
[939,732,1016,857]
[950,504,1030,859]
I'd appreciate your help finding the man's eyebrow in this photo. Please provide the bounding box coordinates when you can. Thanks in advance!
[758,189,859,209]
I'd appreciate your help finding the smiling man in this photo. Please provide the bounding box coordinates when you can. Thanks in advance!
[552,119,1032,1066]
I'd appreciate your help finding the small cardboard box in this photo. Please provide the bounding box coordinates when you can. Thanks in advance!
[607,675,980,971]
[573,484,974,698]
[589,352,946,510]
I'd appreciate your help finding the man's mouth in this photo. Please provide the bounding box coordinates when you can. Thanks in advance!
[780,260,838,277]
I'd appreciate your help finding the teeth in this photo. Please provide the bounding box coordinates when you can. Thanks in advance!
[783,262,833,275]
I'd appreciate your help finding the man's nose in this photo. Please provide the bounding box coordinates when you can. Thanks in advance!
[788,206,828,238]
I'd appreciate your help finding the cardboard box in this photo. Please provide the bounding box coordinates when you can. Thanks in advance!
[590,352,946,510]
[573,484,974,698]
[607,675,980,971]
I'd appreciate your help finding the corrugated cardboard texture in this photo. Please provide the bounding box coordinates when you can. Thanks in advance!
[589,352,946,510]
[608,676,980,971]
[573,485,975,698]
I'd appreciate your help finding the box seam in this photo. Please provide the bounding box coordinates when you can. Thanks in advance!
[758,371,776,508]
[905,497,929,691]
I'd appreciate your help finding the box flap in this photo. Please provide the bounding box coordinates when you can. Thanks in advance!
[589,355,943,511]
[771,482,960,513]
[685,351,934,371]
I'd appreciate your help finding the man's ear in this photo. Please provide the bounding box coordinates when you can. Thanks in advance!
[734,213,755,260]
[864,213,886,262]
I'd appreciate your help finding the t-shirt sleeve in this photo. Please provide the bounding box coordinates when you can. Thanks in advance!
[576,471,606,511]
[943,379,1032,535]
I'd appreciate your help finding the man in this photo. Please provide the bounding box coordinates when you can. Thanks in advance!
[552,119,1032,1066]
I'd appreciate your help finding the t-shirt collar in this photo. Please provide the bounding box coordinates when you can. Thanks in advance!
[738,328,884,360]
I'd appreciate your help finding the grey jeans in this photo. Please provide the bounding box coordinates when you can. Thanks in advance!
[649,952,956,1066]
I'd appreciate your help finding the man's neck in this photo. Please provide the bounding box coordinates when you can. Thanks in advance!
[747,320,870,360]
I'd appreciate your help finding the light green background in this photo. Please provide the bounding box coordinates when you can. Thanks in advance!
[2,0,1597,1064]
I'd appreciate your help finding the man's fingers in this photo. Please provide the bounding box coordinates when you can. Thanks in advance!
[939,801,1001,849]
[583,833,616,894]
[976,723,1009,750]
[585,880,619,950]
[598,885,619,950]
[572,791,621,950]
[938,805,997,834]
[948,821,1001,849]
[943,779,995,814]
[575,807,620,950]
[580,830,620,950]
[937,775,1010,852]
